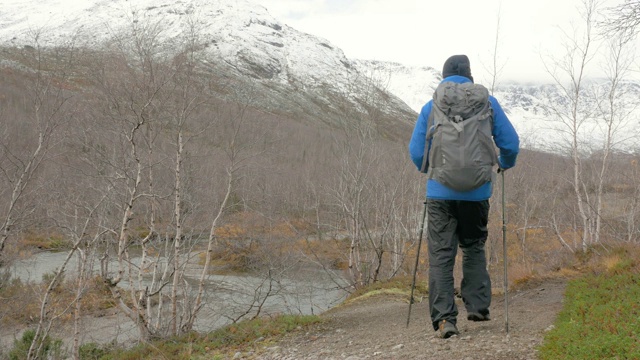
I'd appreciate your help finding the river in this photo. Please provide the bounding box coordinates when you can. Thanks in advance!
[3,250,349,347]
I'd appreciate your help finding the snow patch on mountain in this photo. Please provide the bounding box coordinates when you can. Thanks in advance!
[353,60,440,113]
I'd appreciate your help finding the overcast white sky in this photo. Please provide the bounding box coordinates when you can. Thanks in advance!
[255,0,632,84]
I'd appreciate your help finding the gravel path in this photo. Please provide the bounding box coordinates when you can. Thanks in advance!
[252,279,566,360]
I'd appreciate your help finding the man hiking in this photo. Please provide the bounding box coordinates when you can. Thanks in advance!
[408,54,520,338]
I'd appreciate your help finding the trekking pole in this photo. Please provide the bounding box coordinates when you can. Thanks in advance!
[501,169,509,334]
[406,199,428,327]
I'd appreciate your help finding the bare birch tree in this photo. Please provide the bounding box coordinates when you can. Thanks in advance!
[589,33,636,244]
[541,0,599,253]
[27,192,109,360]
[89,15,175,340]
[76,9,276,339]
[0,31,76,266]
[600,0,640,40]
[482,1,505,95]
[325,66,418,289]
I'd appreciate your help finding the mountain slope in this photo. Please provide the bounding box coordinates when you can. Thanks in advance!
[0,0,416,140]
[353,59,441,113]
[3,0,638,151]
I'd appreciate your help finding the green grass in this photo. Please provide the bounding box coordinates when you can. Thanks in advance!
[538,257,640,360]
[94,314,322,359]
[346,275,428,303]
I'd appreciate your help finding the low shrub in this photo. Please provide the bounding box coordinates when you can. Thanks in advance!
[8,329,64,360]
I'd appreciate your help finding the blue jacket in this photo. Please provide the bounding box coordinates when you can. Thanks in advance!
[408,75,520,200]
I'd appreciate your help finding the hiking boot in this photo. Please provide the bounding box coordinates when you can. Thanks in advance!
[438,319,459,339]
[467,312,490,321]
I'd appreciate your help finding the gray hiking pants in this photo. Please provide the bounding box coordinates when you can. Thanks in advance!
[427,199,491,331]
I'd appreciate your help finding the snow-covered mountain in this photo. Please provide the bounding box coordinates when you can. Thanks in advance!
[0,0,416,140]
[1,0,343,84]
[1,0,638,152]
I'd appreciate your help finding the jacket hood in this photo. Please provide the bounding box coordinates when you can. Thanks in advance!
[441,75,473,84]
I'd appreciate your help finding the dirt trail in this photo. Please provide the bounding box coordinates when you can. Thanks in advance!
[253,279,566,360]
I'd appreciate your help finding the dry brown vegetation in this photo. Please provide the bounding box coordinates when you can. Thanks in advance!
[0,275,114,330]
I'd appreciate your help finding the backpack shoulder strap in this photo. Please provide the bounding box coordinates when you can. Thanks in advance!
[419,106,436,173]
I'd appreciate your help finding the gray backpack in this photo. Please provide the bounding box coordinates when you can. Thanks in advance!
[419,82,498,191]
